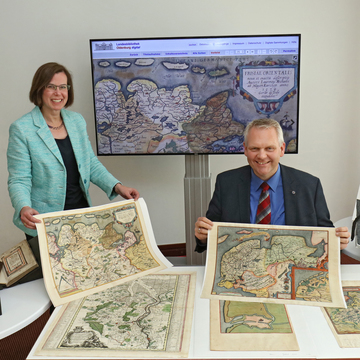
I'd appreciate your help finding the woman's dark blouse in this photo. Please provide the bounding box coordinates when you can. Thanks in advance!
[55,136,88,210]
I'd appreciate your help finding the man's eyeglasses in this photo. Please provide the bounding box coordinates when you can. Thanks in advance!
[46,84,71,91]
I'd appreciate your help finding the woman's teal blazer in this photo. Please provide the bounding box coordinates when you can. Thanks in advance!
[7,106,120,237]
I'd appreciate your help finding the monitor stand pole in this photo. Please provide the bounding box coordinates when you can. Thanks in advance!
[184,154,211,265]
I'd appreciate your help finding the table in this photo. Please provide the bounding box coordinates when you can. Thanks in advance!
[0,279,51,339]
[0,279,51,360]
[27,265,360,359]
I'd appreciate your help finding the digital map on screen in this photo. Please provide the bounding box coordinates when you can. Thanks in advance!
[91,36,300,155]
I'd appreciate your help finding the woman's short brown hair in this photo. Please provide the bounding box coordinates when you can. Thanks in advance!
[29,62,74,107]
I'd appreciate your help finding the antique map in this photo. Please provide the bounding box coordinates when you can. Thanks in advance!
[322,281,360,348]
[35,198,171,306]
[201,222,346,308]
[34,271,196,358]
[210,300,299,351]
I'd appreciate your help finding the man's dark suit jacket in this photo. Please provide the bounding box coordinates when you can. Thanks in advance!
[195,164,333,253]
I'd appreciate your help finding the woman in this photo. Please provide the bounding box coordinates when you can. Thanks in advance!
[7,62,139,239]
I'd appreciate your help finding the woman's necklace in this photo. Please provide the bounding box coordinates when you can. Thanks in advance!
[47,120,64,130]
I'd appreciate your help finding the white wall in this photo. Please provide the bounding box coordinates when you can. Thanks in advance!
[1,0,359,254]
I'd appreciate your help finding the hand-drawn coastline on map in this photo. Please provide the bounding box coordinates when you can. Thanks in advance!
[35,198,172,307]
[92,54,298,155]
[210,300,299,351]
[322,281,360,348]
[201,222,346,308]
[34,271,196,358]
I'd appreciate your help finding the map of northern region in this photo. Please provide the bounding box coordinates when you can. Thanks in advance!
[220,300,292,333]
[41,200,160,301]
[93,54,298,154]
[209,298,299,351]
[325,286,360,334]
[35,273,196,358]
[212,226,333,303]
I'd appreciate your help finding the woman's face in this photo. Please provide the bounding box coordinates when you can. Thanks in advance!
[41,72,68,113]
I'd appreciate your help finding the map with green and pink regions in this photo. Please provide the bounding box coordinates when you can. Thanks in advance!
[202,223,346,308]
[210,299,299,351]
[92,54,298,154]
[220,301,292,334]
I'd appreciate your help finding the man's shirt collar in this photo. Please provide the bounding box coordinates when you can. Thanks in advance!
[251,166,281,192]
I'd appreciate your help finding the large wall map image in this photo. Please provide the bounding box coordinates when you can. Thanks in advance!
[92,54,298,154]
[201,223,345,308]
[35,199,171,306]
[34,272,196,358]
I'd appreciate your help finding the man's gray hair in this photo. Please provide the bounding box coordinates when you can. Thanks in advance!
[243,118,284,146]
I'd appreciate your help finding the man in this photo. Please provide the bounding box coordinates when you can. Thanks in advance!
[195,118,350,252]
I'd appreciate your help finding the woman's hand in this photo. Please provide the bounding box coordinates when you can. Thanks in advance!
[20,206,41,229]
[114,183,140,200]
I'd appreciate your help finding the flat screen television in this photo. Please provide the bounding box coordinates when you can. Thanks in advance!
[89,34,300,155]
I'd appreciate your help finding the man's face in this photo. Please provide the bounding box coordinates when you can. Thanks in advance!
[244,127,285,181]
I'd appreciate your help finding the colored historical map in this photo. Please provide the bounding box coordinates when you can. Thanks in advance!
[322,282,360,348]
[34,272,196,358]
[220,300,292,333]
[210,300,299,351]
[92,54,298,154]
[202,223,345,308]
[325,286,360,333]
[35,199,170,306]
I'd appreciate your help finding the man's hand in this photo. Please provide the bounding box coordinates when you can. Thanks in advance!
[335,226,350,250]
[194,217,213,243]
[20,206,41,230]
[114,183,140,200]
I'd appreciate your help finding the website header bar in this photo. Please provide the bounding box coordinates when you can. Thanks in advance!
[91,36,300,59]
